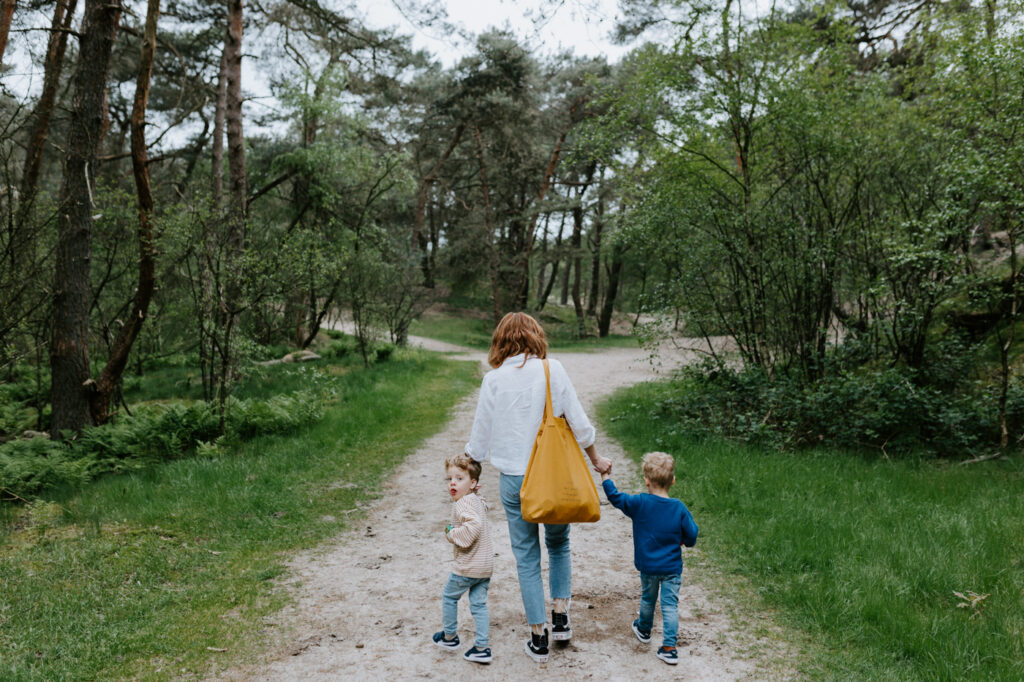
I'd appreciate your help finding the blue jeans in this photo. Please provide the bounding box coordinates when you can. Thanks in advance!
[442,573,490,647]
[638,572,681,647]
[499,473,572,626]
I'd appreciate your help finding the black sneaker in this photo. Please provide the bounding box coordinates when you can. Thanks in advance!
[525,628,549,663]
[632,618,652,644]
[656,646,679,665]
[464,646,492,664]
[432,631,459,650]
[551,609,572,641]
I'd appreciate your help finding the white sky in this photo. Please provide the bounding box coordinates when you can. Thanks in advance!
[363,0,633,67]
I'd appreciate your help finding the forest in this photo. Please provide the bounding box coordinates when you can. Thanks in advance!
[1,0,1023,485]
[2,1,1024,679]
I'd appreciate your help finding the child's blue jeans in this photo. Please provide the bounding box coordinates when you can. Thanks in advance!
[637,572,681,647]
[442,573,490,647]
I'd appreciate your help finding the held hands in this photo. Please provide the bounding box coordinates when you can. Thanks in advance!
[591,454,612,476]
[600,461,613,481]
[584,444,611,476]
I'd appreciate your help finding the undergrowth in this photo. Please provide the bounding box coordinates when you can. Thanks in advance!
[601,382,1024,680]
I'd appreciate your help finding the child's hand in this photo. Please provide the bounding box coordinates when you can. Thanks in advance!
[600,461,612,481]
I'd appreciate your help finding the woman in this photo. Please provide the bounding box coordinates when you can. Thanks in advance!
[465,312,612,663]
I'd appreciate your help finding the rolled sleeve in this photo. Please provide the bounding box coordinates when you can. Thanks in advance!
[553,362,596,448]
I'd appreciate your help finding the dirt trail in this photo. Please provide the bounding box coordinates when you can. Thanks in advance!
[215,337,792,681]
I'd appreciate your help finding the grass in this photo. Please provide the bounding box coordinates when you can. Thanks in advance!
[599,381,1024,680]
[410,305,639,351]
[0,350,479,680]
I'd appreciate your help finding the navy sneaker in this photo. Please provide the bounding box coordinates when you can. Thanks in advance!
[551,608,571,641]
[525,628,549,663]
[656,646,679,665]
[463,646,492,664]
[432,631,459,650]
[632,619,652,644]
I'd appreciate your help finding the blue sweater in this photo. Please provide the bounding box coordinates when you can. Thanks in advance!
[602,479,699,575]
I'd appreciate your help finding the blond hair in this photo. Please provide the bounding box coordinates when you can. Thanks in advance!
[446,453,482,482]
[642,451,675,489]
[487,312,548,369]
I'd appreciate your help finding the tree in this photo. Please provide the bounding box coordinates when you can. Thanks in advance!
[0,0,14,68]
[49,0,123,436]
[89,0,161,425]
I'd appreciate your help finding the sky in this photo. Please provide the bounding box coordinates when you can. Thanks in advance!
[362,0,634,67]
[0,1,638,146]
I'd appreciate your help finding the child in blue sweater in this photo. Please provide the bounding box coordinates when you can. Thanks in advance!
[602,451,699,666]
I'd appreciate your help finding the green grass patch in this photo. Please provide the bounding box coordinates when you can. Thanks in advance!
[410,307,638,352]
[600,381,1024,681]
[0,350,479,680]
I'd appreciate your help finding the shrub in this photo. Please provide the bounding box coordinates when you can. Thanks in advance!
[0,391,328,500]
[0,437,91,498]
[652,360,1013,458]
[374,343,395,363]
[324,338,353,359]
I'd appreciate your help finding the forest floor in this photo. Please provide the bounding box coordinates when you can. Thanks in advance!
[213,335,799,681]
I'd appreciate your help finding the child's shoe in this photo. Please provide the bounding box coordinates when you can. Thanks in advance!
[656,646,679,665]
[632,618,652,644]
[551,608,571,641]
[432,631,459,650]
[463,646,492,664]
[525,628,549,663]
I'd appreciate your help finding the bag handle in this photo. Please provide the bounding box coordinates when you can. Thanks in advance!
[542,358,556,426]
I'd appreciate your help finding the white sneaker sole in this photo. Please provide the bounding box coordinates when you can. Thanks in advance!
[551,629,572,641]
[524,641,549,663]
[657,653,679,665]
[434,641,459,652]
[632,622,651,644]
[465,654,492,664]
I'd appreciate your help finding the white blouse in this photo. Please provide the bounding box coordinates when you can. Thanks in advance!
[465,353,596,476]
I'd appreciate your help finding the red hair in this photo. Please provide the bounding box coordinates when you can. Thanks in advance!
[488,312,548,368]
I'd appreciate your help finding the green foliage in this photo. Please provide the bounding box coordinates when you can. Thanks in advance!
[644,352,1022,457]
[601,385,1024,681]
[0,352,477,680]
[410,305,638,351]
[0,392,326,500]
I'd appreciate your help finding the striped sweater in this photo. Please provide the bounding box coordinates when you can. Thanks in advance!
[446,493,494,578]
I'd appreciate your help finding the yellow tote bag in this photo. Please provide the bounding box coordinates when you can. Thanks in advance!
[520,359,601,524]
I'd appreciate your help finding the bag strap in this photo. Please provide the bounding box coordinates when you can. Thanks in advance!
[542,358,555,425]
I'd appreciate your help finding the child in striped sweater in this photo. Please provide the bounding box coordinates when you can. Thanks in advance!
[432,454,494,664]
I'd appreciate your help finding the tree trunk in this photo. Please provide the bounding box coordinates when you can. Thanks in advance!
[587,187,605,316]
[211,50,227,207]
[473,126,502,324]
[224,0,246,232]
[89,0,160,425]
[0,0,15,68]
[50,0,122,437]
[218,0,246,424]
[535,211,565,312]
[569,164,596,337]
[414,123,465,287]
[598,241,625,337]
[559,254,570,305]
[998,226,1017,449]
[17,0,75,222]
[570,198,585,338]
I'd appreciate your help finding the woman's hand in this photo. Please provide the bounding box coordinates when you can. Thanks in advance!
[584,444,611,475]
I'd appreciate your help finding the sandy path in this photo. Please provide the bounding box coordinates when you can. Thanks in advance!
[215,337,790,681]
